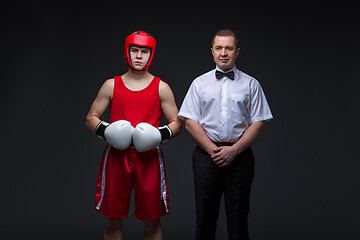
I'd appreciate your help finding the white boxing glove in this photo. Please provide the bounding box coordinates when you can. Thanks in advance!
[133,122,173,152]
[96,120,134,150]
[133,123,161,152]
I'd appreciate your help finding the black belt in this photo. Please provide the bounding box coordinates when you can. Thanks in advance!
[213,142,235,147]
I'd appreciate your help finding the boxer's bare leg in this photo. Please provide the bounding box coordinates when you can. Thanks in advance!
[144,218,162,240]
[105,218,123,240]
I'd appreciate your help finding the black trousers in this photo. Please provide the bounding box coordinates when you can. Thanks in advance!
[192,146,255,240]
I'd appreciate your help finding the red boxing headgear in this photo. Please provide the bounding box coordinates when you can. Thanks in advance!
[124,31,156,71]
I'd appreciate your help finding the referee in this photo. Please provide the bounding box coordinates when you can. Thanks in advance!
[178,29,273,240]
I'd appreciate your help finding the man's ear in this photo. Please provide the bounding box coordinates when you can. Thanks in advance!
[236,48,240,57]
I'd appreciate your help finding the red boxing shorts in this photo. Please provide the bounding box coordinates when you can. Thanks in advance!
[95,145,169,220]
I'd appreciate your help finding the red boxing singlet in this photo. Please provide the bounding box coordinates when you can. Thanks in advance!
[110,76,162,127]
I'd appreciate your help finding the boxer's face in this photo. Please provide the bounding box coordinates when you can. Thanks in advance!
[129,46,151,70]
[211,36,239,72]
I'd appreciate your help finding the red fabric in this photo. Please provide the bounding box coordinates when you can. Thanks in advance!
[95,146,169,220]
[110,76,162,128]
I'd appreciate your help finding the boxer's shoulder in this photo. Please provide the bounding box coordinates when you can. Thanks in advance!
[159,80,174,99]
[103,78,115,87]
[97,78,114,99]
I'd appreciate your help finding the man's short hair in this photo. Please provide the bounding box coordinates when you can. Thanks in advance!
[212,29,239,49]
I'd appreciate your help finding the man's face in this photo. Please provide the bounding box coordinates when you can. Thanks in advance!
[211,36,239,72]
[129,46,151,71]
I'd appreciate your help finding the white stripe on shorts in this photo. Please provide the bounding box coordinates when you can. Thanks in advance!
[157,146,169,212]
[96,144,111,210]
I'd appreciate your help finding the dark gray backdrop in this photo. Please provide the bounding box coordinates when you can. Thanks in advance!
[2,2,359,240]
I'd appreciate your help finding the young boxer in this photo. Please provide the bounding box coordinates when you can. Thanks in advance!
[86,31,181,240]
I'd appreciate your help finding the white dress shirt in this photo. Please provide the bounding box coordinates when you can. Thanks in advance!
[178,66,273,143]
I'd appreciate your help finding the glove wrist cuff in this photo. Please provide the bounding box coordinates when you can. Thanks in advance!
[95,121,109,140]
[158,125,173,144]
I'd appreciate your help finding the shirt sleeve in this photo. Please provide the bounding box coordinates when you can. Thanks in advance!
[178,79,201,122]
[249,79,273,123]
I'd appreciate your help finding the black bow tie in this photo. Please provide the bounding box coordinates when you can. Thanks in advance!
[215,70,235,80]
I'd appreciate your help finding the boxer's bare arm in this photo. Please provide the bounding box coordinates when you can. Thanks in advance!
[86,79,114,133]
[184,118,218,156]
[159,81,182,137]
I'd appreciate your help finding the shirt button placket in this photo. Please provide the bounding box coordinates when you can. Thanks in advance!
[220,79,228,141]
